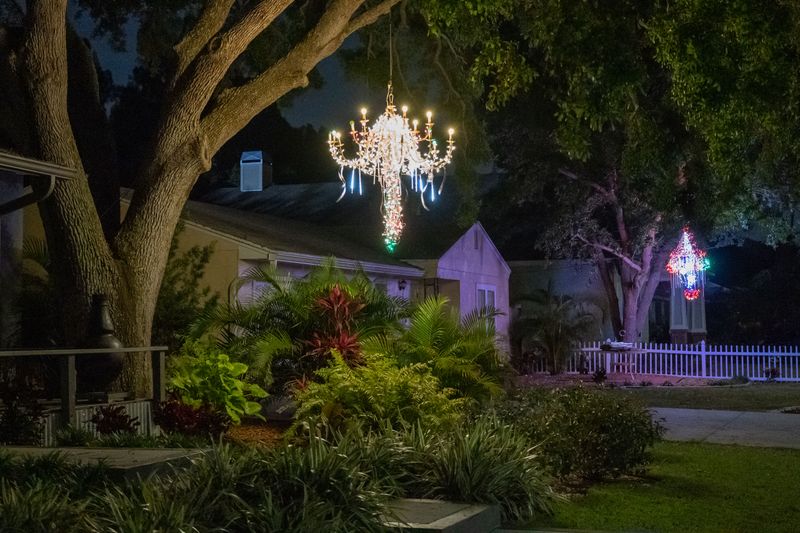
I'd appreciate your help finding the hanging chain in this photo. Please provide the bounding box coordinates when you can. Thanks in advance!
[386,17,394,107]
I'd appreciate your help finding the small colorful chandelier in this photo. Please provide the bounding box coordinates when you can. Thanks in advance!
[327,22,455,253]
[666,227,710,301]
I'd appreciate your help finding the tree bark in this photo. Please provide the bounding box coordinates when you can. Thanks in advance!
[14,0,399,397]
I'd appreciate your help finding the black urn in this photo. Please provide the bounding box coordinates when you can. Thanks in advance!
[76,294,125,393]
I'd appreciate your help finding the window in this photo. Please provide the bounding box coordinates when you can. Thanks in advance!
[476,284,496,309]
[476,284,497,328]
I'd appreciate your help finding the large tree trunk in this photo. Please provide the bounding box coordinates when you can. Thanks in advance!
[13,0,398,397]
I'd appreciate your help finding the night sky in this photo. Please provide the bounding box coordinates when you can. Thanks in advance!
[70,7,371,131]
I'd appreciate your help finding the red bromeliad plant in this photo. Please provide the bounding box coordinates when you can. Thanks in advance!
[304,285,366,366]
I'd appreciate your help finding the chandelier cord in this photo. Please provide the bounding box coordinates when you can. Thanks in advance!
[388,15,393,85]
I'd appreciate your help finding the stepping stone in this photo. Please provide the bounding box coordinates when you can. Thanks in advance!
[2,446,205,478]
[385,498,501,532]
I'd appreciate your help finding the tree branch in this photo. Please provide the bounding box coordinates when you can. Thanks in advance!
[346,0,398,34]
[172,0,236,85]
[167,0,293,124]
[576,234,642,272]
[558,167,611,198]
[202,0,400,153]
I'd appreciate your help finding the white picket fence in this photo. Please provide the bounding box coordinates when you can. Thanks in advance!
[524,341,800,382]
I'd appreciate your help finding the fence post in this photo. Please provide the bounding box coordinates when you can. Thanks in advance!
[605,351,611,373]
[700,340,707,378]
[151,349,166,404]
[60,354,76,428]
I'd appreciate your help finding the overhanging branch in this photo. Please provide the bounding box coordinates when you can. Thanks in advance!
[202,0,401,153]
[576,234,642,272]
[172,0,236,84]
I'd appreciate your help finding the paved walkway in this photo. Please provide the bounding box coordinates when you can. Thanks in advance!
[652,407,800,449]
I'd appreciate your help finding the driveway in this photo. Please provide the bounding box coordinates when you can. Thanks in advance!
[652,407,800,449]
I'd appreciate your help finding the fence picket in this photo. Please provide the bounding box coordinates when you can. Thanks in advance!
[524,342,800,382]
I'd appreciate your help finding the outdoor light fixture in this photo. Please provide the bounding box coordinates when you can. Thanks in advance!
[666,227,710,301]
[327,19,455,253]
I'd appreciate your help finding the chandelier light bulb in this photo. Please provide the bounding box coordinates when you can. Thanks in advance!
[328,83,455,252]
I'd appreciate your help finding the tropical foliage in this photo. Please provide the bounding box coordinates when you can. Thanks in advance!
[190,261,407,391]
[169,341,266,424]
[510,285,598,374]
[364,296,505,403]
[152,222,218,351]
[293,353,464,434]
[400,417,555,522]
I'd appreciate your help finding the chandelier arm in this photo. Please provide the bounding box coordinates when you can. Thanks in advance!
[420,183,430,211]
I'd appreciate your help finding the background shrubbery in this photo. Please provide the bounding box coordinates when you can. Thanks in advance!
[496,386,664,481]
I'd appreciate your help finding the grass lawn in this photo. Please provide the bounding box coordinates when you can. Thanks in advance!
[528,441,800,533]
[608,382,800,411]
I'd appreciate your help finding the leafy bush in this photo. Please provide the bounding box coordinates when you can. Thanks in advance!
[55,425,95,447]
[89,442,390,532]
[510,285,597,374]
[152,222,218,351]
[90,405,140,435]
[169,341,267,424]
[364,296,505,403]
[400,417,555,523]
[293,353,464,434]
[0,480,90,533]
[0,376,44,445]
[708,375,749,386]
[191,261,408,392]
[497,387,664,481]
[153,398,230,438]
[592,367,607,384]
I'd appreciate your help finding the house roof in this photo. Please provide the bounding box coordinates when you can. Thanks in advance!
[122,189,422,275]
[198,184,482,262]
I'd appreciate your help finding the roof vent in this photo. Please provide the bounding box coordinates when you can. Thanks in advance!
[240,151,264,192]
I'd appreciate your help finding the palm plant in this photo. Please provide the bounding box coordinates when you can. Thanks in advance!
[190,260,408,391]
[511,284,598,375]
[364,296,504,403]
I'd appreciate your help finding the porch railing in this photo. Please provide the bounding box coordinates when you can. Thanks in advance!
[0,346,167,428]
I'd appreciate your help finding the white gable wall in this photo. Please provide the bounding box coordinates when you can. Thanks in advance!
[435,223,512,342]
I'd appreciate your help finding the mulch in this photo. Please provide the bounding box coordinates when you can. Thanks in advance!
[225,420,288,448]
[515,373,717,388]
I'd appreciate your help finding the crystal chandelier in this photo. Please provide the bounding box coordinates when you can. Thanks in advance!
[327,24,455,253]
[666,227,710,301]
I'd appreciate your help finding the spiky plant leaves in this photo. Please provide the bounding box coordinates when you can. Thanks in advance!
[399,417,556,523]
[0,480,91,533]
[189,260,408,392]
[363,296,505,403]
[511,283,599,374]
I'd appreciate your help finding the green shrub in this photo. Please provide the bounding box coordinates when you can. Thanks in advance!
[709,375,750,386]
[0,376,45,445]
[0,480,90,533]
[364,296,505,403]
[89,442,390,532]
[293,353,464,434]
[191,261,408,392]
[496,386,664,481]
[399,417,555,523]
[55,425,94,447]
[169,341,267,424]
[0,451,111,499]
